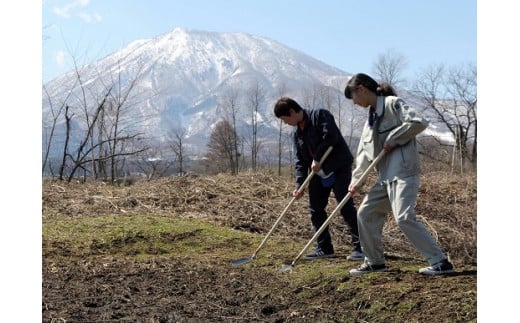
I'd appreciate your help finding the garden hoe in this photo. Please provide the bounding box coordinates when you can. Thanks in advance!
[280,150,386,273]
[231,146,333,267]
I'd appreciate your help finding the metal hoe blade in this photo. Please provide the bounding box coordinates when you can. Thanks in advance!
[279,264,294,273]
[231,257,253,267]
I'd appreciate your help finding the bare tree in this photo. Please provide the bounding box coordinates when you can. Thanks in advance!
[131,142,175,179]
[300,83,327,110]
[50,51,109,181]
[412,63,477,170]
[345,100,367,148]
[303,82,365,155]
[65,90,109,181]
[58,105,73,180]
[205,120,241,175]
[44,53,149,182]
[169,127,188,175]
[219,89,241,174]
[317,84,348,136]
[275,82,289,176]
[246,80,265,171]
[446,63,477,165]
[327,78,366,150]
[42,82,77,174]
[372,50,408,88]
[102,61,147,182]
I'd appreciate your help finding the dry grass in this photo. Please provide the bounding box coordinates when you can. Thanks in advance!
[42,166,477,322]
[43,166,476,266]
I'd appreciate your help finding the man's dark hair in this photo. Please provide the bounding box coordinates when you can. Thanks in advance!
[274,97,303,118]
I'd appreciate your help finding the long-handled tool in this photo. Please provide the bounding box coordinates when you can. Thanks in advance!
[280,150,386,273]
[231,146,334,267]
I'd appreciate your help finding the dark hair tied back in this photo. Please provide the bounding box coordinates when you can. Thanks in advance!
[378,83,397,96]
[344,73,397,98]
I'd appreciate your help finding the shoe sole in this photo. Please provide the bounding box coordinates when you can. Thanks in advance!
[419,269,455,275]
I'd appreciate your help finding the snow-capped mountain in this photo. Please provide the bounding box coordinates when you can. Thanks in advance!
[42,28,358,160]
[42,27,454,171]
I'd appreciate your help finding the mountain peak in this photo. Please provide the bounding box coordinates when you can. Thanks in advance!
[43,29,352,160]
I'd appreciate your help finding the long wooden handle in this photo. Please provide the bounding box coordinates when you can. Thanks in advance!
[296,146,334,194]
[289,150,386,266]
[250,146,334,258]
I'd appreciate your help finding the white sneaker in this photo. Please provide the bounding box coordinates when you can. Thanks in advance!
[346,250,365,261]
[349,263,387,276]
[419,259,454,275]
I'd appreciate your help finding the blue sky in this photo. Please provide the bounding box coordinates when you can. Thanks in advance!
[42,0,477,83]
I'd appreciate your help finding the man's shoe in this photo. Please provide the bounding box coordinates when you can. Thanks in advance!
[419,259,454,275]
[303,249,336,260]
[347,250,365,261]
[349,263,387,276]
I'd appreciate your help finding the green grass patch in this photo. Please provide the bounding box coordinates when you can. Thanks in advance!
[43,214,259,259]
[42,213,336,286]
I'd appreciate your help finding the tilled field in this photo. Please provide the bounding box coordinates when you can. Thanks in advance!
[42,171,477,322]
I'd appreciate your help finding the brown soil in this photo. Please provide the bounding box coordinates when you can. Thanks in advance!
[42,170,477,322]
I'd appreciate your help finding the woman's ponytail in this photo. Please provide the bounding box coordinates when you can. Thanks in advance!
[345,74,397,98]
[377,83,397,96]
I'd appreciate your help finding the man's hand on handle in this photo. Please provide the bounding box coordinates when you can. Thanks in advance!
[293,189,304,199]
[348,184,357,195]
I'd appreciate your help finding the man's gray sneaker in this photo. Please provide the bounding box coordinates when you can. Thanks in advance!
[419,259,454,275]
[303,249,336,260]
[349,263,387,276]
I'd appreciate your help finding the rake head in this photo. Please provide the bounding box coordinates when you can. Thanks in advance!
[231,257,253,267]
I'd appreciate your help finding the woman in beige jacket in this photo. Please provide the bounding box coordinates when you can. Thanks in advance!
[344,73,454,276]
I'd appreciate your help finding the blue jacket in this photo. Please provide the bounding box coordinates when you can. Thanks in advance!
[293,109,353,189]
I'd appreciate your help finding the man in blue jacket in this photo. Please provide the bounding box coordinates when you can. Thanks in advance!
[274,97,363,261]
